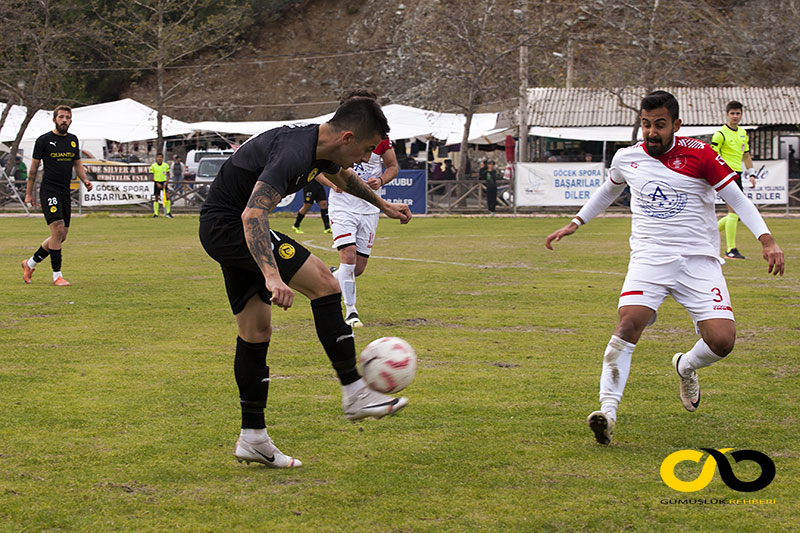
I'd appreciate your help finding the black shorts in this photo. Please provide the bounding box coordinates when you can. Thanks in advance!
[199,216,311,314]
[303,180,326,204]
[154,181,169,198]
[733,175,743,191]
[40,187,71,227]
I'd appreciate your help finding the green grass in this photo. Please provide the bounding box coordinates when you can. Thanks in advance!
[0,213,798,532]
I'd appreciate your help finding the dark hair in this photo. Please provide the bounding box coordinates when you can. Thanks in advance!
[53,105,72,118]
[640,90,679,120]
[328,96,389,139]
[339,88,378,105]
[156,152,164,156]
[726,100,743,113]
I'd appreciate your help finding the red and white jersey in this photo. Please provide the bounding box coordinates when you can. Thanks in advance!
[609,136,737,261]
[328,139,393,215]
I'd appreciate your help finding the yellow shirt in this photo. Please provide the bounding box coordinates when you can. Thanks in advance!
[710,124,749,172]
[150,162,170,182]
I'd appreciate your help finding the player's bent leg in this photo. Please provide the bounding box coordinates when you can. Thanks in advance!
[289,254,407,420]
[354,254,369,277]
[235,294,272,343]
[335,245,361,326]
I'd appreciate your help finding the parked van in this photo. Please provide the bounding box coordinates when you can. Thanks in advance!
[185,149,233,176]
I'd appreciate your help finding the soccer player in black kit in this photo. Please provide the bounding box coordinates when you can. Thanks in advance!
[21,105,93,286]
[199,97,412,468]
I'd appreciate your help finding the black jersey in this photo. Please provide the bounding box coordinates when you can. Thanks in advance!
[32,131,80,190]
[202,124,340,217]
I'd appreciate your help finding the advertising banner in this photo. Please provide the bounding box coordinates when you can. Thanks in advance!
[715,159,788,205]
[80,181,154,206]
[273,169,427,214]
[515,163,605,206]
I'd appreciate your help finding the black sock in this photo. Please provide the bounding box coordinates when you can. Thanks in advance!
[33,246,50,263]
[310,293,359,385]
[294,212,305,227]
[234,336,270,429]
[321,208,330,229]
[50,249,62,272]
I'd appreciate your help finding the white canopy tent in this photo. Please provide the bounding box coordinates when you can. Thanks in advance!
[186,104,507,145]
[527,124,755,142]
[1,98,194,161]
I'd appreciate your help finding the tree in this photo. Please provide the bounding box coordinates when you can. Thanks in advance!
[0,0,79,175]
[93,0,251,151]
[394,0,567,180]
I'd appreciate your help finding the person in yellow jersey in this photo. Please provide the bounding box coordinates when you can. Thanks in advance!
[150,152,173,218]
[711,101,756,259]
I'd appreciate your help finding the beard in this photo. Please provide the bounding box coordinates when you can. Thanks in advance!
[56,123,69,134]
[646,136,670,157]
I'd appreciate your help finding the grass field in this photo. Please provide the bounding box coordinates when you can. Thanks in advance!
[1,213,798,532]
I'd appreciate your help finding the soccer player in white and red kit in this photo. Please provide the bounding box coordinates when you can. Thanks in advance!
[545,91,785,445]
[318,89,399,328]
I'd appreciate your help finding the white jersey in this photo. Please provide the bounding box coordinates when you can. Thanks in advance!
[609,136,737,262]
[328,138,393,215]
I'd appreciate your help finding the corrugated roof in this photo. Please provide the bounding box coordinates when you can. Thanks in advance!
[526,87,800,127]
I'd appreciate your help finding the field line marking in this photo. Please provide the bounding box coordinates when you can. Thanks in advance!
[301,239,623,275]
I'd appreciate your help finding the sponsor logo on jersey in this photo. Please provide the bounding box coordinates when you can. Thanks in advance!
[638,180,687,219]
[278,243,295,259]
[70,141,76,148]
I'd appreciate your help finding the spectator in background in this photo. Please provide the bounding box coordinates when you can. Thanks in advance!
[171,155,184,183]
[12,154,28,180]
[442,159,457,180]
[484,160,498,214]
[431,161,444,180]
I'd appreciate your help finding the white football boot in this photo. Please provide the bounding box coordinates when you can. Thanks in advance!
[672,353,700,412]
[234,434,302,468]
[343,387,408,420]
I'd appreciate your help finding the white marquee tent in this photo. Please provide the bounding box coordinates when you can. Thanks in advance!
[1,99,194,161]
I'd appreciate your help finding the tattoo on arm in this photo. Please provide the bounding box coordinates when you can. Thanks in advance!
[243,182,283,274]
[343,170,382,208]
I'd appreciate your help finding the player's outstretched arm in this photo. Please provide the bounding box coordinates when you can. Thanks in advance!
[330,168,411,223]
[758,234,785,276]
[545,218,582,250]
[242,181,294,309]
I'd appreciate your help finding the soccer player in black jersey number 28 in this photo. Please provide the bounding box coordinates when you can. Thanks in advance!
[21,105,93,287]
[199,97,412,468]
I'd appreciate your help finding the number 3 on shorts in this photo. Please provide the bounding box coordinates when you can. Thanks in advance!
[711,287,723,302]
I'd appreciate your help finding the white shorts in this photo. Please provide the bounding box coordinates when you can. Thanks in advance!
[329,210,379,256]
[618,255,734,326]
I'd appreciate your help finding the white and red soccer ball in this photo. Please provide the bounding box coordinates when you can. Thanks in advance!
[359,337,417,394]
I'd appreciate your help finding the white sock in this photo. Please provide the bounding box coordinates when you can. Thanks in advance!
[598,335,635,421]
[337,263,357,309]
[27,257,38,269]
[342,378,366,399]
[53,271,62,281]
[240,428,267,441]
[679,338,722,376]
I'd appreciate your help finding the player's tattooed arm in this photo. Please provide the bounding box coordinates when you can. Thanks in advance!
[339,168,384,209]
[242,181,295,308]
[243,182,281,272]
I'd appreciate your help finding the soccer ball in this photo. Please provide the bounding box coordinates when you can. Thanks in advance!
[359,337,417,394]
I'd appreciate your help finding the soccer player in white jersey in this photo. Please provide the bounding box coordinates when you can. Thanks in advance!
[545,91,785,445]
[317,89,399,328]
